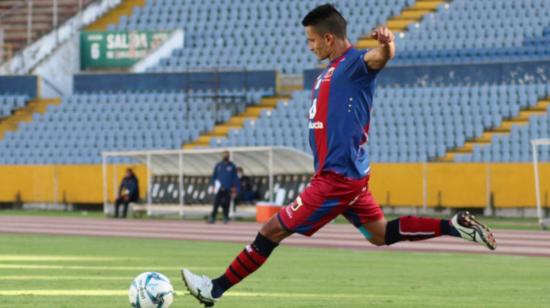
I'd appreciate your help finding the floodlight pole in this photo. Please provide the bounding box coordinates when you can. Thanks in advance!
[532,141,543,224]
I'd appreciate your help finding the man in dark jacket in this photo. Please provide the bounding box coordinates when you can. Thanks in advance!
[236,167,256,204]
[114,168,140,218]
[208,151,239,224]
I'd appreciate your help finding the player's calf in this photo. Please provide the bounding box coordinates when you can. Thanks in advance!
[383,216,461,245]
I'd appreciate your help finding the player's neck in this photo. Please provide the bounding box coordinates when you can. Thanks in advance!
[328,39,352,61]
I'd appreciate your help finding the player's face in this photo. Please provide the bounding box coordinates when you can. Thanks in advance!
[305,26,331,61]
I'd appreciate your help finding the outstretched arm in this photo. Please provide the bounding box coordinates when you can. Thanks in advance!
[363,26,395,70]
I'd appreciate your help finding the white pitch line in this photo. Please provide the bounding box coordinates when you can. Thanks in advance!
[0,264,222,271]
[0,290,127,296]
[0,255,132,261]
[0,276,135,281]
[0,289,496,301]
[0,290,373,299]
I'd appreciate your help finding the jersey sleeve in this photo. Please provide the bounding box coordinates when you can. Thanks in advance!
[348,49,380,85]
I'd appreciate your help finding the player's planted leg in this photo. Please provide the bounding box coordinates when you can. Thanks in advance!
[182,216,290,306]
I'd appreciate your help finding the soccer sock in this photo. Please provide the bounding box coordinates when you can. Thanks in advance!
[384,216,460,245]
[211,232,278,298]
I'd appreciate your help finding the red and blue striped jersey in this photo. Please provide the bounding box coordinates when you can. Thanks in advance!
[308,47,379,180]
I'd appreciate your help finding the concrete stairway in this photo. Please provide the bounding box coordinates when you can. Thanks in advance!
[356,0,448,49]
[0,97,61,140]
[183,95,290,149]
[438,97,550,162]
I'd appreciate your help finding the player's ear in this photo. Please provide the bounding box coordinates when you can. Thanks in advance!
[324,32,334,46]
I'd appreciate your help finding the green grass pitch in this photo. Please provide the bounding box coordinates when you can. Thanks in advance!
[0,233,549,307]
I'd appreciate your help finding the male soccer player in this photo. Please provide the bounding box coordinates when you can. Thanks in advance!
[182,4,496,306]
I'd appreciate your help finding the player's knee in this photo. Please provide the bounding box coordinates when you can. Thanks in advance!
[259,216,290,243]
[367,237,386,246]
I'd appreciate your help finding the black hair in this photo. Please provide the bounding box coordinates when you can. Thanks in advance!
[301,4,347,39]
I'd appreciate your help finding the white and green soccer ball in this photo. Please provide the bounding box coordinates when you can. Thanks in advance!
[128,272,174,308]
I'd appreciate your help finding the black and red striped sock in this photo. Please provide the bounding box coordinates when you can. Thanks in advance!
[211,233,278,298]
[385,216,460,245]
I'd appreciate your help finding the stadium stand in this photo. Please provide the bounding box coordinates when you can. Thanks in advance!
[0,90,270,164]
[0,0,549,209]
[212,84,550,162]
[109,0,416,74]
[394,0,550,64]
[0,95,28,118]
[456,109,550,162]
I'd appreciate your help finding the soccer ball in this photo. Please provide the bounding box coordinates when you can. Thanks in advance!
[128,272,174,308]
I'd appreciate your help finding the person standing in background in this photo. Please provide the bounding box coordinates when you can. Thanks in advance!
[208,151,239,224]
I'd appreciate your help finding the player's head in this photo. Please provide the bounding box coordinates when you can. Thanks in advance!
[222,150,230,162]
[125,168,134,177]
[302,4,347,61]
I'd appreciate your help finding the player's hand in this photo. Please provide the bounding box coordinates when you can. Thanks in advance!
[371,26,394,44]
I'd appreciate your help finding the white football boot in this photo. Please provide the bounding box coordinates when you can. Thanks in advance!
[181,269,218,307]
[451,211,496,250]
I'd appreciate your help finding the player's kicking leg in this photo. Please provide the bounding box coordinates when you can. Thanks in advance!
[182,215,291,307]
[344,190,496,250]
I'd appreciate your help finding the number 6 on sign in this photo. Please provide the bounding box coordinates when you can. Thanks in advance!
[91,43,100,60]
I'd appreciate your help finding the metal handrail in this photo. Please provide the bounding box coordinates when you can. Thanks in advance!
[0,0,29,21]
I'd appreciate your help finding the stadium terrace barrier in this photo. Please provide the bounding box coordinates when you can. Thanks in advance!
[0,76,39,97]
[0,163,549,209]
[304,60,550,89]
[73,70,276,93]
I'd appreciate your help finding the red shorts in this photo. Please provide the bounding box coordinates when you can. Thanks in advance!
[277,171,384,236]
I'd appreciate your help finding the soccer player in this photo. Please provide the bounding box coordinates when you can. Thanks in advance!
[182,4,496,306]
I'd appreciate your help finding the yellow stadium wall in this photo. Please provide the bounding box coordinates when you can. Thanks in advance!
[0,165,147,204]
[0,163,548,208]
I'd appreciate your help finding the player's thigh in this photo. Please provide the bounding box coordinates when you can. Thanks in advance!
[278,175,348,237]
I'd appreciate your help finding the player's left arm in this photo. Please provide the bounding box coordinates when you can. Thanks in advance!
[363,26,395,70]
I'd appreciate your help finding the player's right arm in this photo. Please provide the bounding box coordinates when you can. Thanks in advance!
[363,26,395,70]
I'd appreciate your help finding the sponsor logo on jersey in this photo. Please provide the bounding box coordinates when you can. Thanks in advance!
[322,67,335,82]
[309,121,324,129]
